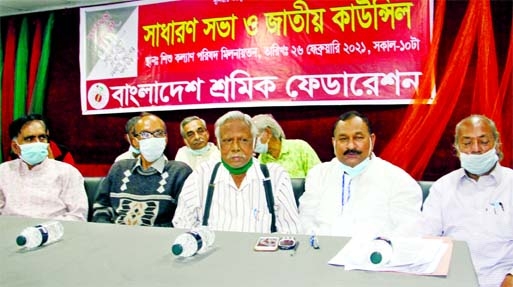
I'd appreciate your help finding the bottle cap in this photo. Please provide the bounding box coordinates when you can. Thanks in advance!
[171,244,183,255]
[370,251,383,264]
[16,235,27,246]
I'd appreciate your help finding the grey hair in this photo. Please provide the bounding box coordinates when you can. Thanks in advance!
[125,116,141,135]
[214,110,258,144]
[454,114,502,159]
[252,114,286,139]
[179,116,206,138]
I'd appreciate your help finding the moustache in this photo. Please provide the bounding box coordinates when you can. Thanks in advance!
[344,149,362,155]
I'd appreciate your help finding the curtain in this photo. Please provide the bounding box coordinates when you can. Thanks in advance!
[27,19,42,112]
[13,17,29,120]
[381,0,512,179]
[1,20,17,161]
[31,13,54,114]
[0,14,54,161]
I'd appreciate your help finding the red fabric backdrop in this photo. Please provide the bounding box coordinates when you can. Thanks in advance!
[0,1,512,179]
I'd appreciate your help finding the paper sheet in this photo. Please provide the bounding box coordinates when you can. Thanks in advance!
[328,236,452,276]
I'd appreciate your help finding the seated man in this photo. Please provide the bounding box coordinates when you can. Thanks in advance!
[115,115,141,162]
[299,110,422,236]
[93,112,192,227]
[410,115,513,287]
[173,110,301,234]
[252,114,321,178]
[174,116,220,170]
[0,114,88,221]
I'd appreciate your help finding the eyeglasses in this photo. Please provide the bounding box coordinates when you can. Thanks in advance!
[135,130,167,139]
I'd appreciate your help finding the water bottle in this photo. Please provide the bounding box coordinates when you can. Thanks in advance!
[16,221,64,250]
[171,226,215,257]
[367,237,393,266]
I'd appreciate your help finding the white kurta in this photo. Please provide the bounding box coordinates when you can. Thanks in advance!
[299,155,422,237]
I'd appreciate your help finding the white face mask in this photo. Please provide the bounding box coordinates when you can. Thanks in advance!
[254,135,268,154]
[138,138,166,162]
[459,147,499,176]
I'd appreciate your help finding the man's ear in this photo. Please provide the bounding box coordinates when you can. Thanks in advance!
[11,140,21,157]
[130,136,139,149]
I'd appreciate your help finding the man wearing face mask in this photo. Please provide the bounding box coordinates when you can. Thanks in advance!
[252,114,320,178]
[93,112,192,227]
[114,115,141,162]
[174,116,220,170]
[0,114,88,221]
[408,115,513,287]
[173,110,300,233]
[299,110,422,237]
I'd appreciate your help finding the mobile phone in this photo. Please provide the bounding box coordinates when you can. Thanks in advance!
[253,236,279,252]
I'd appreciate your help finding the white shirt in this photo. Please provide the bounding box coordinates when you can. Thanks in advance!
[173,158,301,234]
[299,155,422,237]
[174,142,220,170]
[0,158,88,221]
[114,149,137,162]
[413,164,513,287]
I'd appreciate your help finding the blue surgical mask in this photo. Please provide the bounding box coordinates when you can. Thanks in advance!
[254,135,268,154]
[18,142,49,165]
[138,138,166,162]
[459,147,498,176]
[340,157,371,177]
[189,144,210,156]
[338,140,373,177]
[129,145,140,155]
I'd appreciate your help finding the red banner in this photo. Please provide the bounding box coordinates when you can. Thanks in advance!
[80,0,433,115]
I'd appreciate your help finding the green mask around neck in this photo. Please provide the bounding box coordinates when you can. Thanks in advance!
[221,158,253,175]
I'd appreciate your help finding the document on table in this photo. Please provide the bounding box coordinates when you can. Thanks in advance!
[328,236,452,276]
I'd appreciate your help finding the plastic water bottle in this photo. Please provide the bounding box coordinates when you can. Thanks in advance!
[16,221,64,250]
[367,237,393,266]
[171,226,215,257]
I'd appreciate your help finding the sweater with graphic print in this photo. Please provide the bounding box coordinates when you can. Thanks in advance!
[93,158,192,227]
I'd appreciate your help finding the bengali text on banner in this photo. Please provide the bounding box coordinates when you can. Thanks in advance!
[79,0,433,115]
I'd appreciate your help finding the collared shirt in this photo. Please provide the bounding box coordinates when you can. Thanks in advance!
[416,164,513,287]
[258,139,321,178]
[0,158,88,221]
[299,156,422,237]
[174,142,221,170]
[172,158,301,234]
[132,155,166,174]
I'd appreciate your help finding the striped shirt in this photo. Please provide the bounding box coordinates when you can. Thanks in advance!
[173,158,301,234]
[417,164,513,287]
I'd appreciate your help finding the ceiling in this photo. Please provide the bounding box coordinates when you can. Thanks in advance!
[0,0,131,18]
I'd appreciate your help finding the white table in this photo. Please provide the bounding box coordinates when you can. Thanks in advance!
[0,216,479,287]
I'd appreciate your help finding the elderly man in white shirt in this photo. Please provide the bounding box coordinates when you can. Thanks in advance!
[411,115,513,287]
[173,111,300,234]
[174,116,220,170]
[299,110,422,237]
